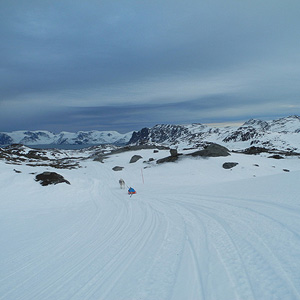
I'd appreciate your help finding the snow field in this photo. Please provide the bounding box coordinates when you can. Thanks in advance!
[0,149,300,299]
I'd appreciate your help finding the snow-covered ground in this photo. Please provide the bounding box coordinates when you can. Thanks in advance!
[1,149,300,300]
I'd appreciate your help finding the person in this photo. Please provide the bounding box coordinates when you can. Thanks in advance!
[128,187,136,196]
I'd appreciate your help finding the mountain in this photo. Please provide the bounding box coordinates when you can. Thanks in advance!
[2,116,299,151]
[0,130,133,146]
[129,115,300,152]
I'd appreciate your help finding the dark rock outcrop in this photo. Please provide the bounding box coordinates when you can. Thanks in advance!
[128,128,150,144]
[188,143,230,157]
[0,133,14,145]
[156,155,180,164]
[130,155,143,163]
[222,162,238,169]
[112,166,124,171]
[268,154,284,159]
[35,172,70,186]
[237,146,270,155]
[170,149,178,157]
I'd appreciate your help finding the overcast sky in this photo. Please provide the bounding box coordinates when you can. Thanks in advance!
[1,0,300,133]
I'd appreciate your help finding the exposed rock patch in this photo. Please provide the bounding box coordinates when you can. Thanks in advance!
[112,166,124,171]
[35,172,70,186]
[268,154,284,159]
[170,149,178,157]
[188,143,230,157]
[130,155,143,163]
[222,162,238,169]
[156,148,181,164]
[239,147,270,155]
[156,155,180,164]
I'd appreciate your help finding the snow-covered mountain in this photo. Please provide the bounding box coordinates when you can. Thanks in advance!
[2,116,299,151]
[0,130,133,146]
[129,115,300,152]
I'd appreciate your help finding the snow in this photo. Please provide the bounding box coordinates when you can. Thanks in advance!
[1,149,300,299]
[2,130,133,145]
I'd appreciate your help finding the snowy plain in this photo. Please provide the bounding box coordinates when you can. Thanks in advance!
[1,148,300,300]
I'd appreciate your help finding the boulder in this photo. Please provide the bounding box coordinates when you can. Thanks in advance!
[112,166,124,171]
[222,162,238,169]
[268,154,284,159]
[130,155,143,163]
[189,143,230,157]
[35,172,70,186]
[170,149,178,157]
[156,155,179,164]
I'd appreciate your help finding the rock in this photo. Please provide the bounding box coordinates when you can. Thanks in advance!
[268,154,284,159]
[156,155,179,164]
[93,155,108,163]
[112,166,124,171]
[189,143,230,157]
[240,146,270,155]
[170,149,178,157]
[35,172,70,186]
[153,150,159,153]
[222,162,238,169]
[130,155,143,163]
[149,158,154,161]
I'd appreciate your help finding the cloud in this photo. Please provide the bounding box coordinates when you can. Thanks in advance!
[0,0,300,132]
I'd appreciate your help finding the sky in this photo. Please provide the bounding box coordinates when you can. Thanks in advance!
[1,0,300,133]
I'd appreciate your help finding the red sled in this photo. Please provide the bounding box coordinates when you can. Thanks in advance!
[128,187,136,195]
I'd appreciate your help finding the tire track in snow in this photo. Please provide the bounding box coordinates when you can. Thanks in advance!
[168,192,300,299]
[77,202,164,300]
[21,166,168,300]
[0,164,127,300]
[159,197,255,300]
[25,182,141,298]
[171,206,208,300]
[194,197,300,299]
[0,201,102,299]
[123,200,186,300]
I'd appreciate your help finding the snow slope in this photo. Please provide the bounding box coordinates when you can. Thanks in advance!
[1,149,300,300]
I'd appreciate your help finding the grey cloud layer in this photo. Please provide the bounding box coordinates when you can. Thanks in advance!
[1,0,300,131]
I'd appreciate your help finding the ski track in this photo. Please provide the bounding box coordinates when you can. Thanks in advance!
[1,162,300,299]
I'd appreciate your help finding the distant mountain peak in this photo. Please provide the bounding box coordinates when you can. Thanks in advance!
[128,115,300,152]
[1,116,299,152]
[0,130,133,146]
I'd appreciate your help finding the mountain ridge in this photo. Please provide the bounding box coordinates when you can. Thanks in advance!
[0,130,133,146]
[1,115,299,152]
[128,115,300,152]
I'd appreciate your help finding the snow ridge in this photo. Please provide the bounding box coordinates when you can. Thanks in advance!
[0,130,133,146]
[129,115,300,152]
